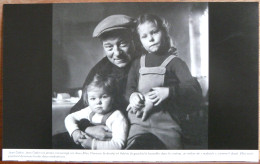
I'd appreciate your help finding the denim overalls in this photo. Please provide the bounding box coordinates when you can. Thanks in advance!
[127,54,183,149]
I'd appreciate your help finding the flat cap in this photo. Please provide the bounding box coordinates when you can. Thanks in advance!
[93,15,134,38]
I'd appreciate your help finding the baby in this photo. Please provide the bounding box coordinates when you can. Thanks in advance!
[65,74,128,149]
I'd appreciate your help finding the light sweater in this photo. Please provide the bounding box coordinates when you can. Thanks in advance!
[65,107,128,150]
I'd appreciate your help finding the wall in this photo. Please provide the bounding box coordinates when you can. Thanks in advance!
[52,2,207,91]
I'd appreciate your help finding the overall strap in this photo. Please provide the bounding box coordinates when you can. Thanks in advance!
[101,111,115,125]
[140,55,146,67]
[89,111,95,123]
[160,55,176,67]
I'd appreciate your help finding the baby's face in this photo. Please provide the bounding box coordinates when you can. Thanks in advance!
[138,22,163,53]
[87,88,113,115]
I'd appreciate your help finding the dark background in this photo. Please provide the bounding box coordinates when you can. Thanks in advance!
[3,2,258,149]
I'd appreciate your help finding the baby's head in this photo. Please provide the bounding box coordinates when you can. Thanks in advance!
[83,74,116,115]
[135,14,172,54]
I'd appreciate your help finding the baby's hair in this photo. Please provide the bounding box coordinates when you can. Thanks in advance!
[82,74,116,105]
[135,14,177,55]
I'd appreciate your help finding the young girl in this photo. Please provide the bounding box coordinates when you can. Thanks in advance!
[125,14,202,149]
[65,74,128,150]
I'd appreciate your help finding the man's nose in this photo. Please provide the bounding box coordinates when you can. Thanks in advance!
[113,46,122,57]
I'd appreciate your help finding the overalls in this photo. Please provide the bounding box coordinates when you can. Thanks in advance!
[127,55,183,149]
[89,111,114,126]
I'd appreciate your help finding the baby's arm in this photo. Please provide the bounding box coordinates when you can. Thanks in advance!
[64,107,91,143]
[92,111,128,150]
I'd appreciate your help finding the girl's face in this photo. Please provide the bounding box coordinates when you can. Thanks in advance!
[138,21,163,53]
[87,87,113,115]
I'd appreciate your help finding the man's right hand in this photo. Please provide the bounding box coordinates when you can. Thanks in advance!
[71,129,86,144]
[84,125,112,141]
[127,92,145,113]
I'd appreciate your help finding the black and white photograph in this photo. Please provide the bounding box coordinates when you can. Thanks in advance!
[51,3,209,150]
[2,1,258,162]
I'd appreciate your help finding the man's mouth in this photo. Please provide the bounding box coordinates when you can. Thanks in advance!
[114,58,126,63]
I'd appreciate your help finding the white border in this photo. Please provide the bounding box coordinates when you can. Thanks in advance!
[2,149,259,162]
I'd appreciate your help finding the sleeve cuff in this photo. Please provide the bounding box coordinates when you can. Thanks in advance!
[91,138,96,150]
[70,129,80,137]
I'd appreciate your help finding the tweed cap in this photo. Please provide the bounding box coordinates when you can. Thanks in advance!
[93,15,134,38]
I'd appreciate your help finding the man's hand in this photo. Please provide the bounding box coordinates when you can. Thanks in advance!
[85,125,112,141]
[148,87,169,106]
[127,94,154,120]
[127,92,145,113]
[71,129,87,144]
[78,138,93,149]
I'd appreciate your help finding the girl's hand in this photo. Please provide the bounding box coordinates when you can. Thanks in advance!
[148,87,169,106]
[141,96,154,121]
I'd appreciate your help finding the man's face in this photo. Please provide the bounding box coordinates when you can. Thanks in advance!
[102,33,133,68]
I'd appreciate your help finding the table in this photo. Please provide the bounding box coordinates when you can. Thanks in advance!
[52,101,76,136]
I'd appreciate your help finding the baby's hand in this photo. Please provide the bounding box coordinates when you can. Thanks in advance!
[71,129,87,144]
[127,92,145,113]
[148,87,169,106]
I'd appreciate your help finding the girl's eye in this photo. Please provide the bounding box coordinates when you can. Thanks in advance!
[90,98,95,101]
[102,95,108,98]
[141,34,147,39]
[152,30,159,34]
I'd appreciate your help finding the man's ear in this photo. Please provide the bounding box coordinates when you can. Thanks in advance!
[131,40,136,52]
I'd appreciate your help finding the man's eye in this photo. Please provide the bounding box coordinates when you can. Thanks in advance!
[120,42,127,47]
[104,45,113,51]
[90,98,95,100]
[102,95,108,98]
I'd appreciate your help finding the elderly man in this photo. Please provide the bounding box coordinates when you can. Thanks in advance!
[53,15,165,149]
[71,14,135,115]
[69,15,136,141]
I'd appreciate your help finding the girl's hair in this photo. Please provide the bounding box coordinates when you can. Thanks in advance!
[135,14,177,55]
[82,74,116,105]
